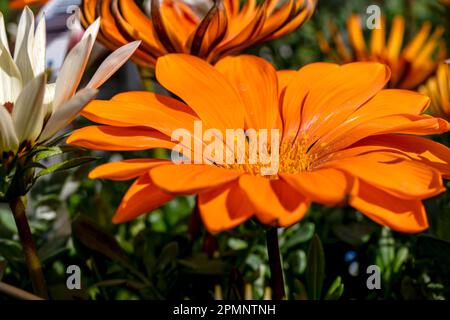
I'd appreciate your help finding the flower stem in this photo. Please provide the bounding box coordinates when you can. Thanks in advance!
[0,281,44,300]
[266,227,285,300]
[9,197,48,299]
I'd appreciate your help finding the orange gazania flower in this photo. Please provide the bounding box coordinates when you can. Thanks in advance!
[68,54,450,233]
[79,0,317,67]
[317,15,447,89]
[420,62,450,121]
[9,0,48,9]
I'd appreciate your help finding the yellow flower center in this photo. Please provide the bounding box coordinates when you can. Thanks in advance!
[217,134,315,178]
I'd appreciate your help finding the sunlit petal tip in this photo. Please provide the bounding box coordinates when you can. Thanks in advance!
[14,6,36,83]
[53,35,93,109]
[86,41,142,89]
[0,12,10,52]
[83,17,101,42]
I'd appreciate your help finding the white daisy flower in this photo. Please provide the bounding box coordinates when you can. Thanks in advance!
[0,7,140,158]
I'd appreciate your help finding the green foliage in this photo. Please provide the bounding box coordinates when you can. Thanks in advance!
[305,235,325,300]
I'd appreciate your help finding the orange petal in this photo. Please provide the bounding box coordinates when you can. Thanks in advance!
[9,0,48,9]
[113,175,173,223]
[239,174,310,227]
[317,114,449,159]
[280,168,351,205]
[402,21,432,60]
[188,0,228,58]
[350,180,428,233]
[149,164,242,194]
[300,62,390,145]
[210,2,265,60]
[67,126,175,151]
[89,159,169,181]
[198,181,253,233]
[156,54,245,132]
[264,0,316,40]
[215,55,279,129]
[370,16,386,57]
[282,63,339,141]
[312,89,430,155]
[347,15,367,60]
[276,70,296,93]
[328,153,444,200]
[354,134,450,178]
[81,92,199,137]
[386,16,404,61]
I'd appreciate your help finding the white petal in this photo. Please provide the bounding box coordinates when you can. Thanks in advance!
[79,18,100,66]
[53,36,93,111]
[14,7,35,84]
[50,19,100,111]
[12,73,46,143]
[86,41,141,89]
[0,12,10,53]
[43,83,56,116]
[39,88,98,143]
[82,18,100,44]
[0,106,19,153]
[33,16,46,76]
[0,41,22,106]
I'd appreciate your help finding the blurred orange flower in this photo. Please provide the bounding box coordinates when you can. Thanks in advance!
[317,15,447,89]
[68,54,450,234]
[80,0,316,67]
[9,0,48,9]
[420,62,450,121]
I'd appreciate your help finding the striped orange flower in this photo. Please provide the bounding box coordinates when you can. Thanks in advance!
[68,54,450,233]
[317,15,447,89]
[9,0,48,9]
[80,0,317,67]
[420,62,450,121]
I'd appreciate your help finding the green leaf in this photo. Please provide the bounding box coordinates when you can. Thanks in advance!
[325,276,344,300]
[228,238,248,250]
[332,223,374,246]
[37,156,98,178]
[287,250,307,275]
[33,146,64,162]
[0,239,24,264]
[393,247,409,273]
[45,131,73,147]
[306,234,325,300]
[378,228,395,269]
[283,222,315,251]
[0,205,16,233]
[156,242,179,272]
